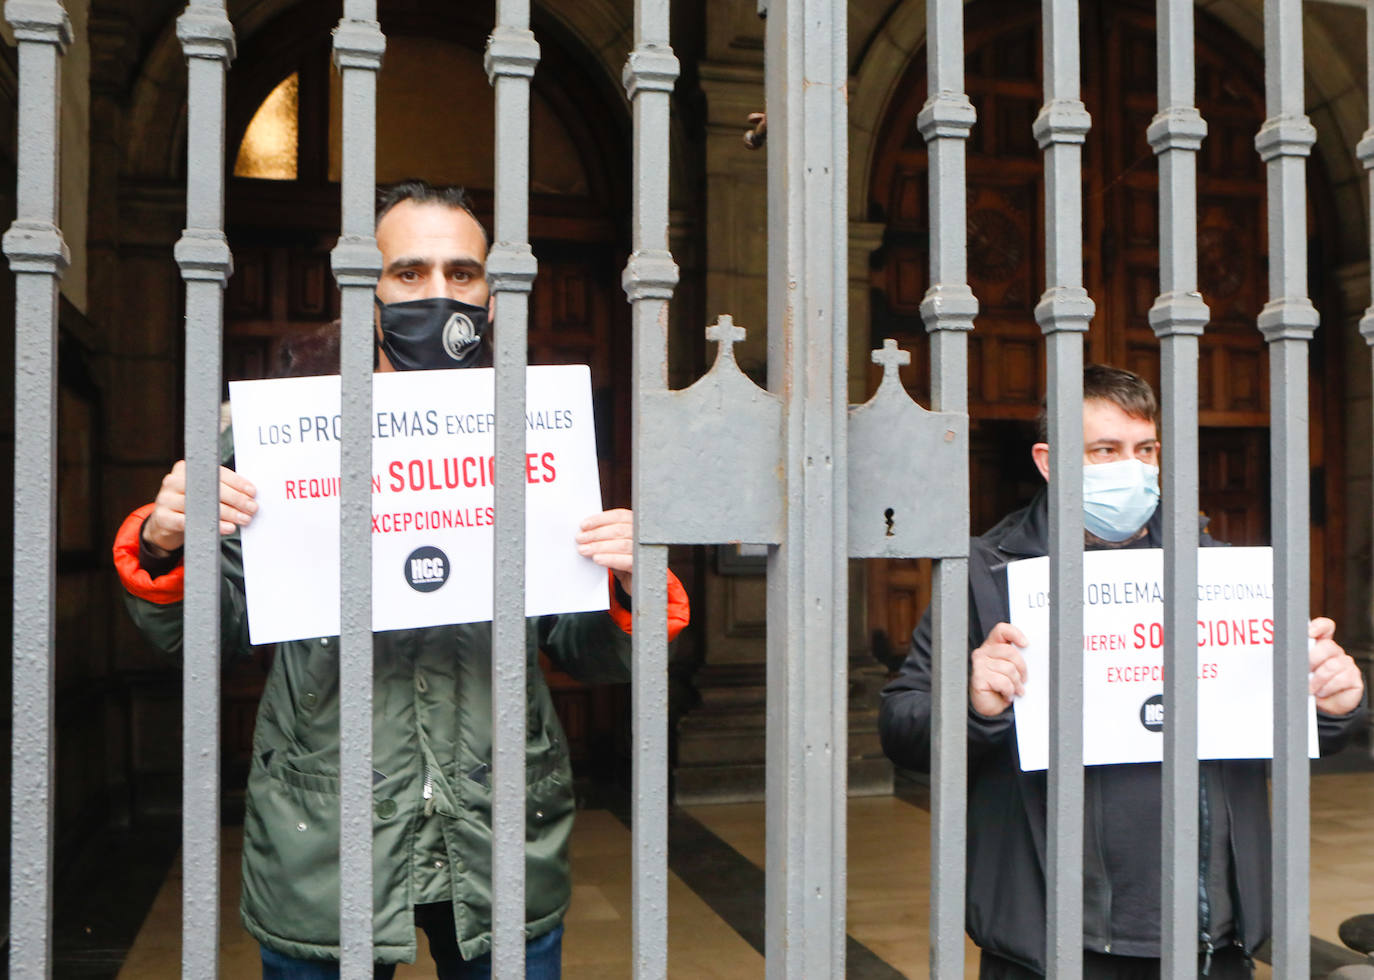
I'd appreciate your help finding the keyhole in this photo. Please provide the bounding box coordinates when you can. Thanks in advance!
[884,507,895,537]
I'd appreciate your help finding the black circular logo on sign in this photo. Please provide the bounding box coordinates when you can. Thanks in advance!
[1139,693,1165,733]
[404,546,450,593]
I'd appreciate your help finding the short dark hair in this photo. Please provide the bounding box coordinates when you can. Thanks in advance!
[375,179,489,249]
[1035,364,1158,443]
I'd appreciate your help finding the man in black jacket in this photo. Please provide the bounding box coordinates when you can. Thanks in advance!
[878,364,1366,979]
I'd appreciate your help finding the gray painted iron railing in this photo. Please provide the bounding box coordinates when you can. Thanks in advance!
[1258,2,1320,977]
[485,1,540,974]
[331,3,384,977]
[174,2,236,975]
[2,0,1339,977]
[622,0,678,973]
[1034,0,1093,973]
[4,2,70,977]
[918,0,977,976]
[1148,2,1209,977]
[1362,0,1374,812]
[763,1,850,973]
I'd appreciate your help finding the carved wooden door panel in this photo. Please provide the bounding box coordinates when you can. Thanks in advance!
[866,0,1337,662]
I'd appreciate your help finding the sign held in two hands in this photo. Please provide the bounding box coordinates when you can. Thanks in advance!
[229,365,607,645]
[1007,547,1317,771]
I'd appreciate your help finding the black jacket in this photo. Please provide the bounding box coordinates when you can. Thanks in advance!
[878,489,1367,973]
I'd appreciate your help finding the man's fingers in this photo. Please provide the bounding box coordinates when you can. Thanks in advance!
[972,674,1015,710]
[1310,651,1357,695]
[159,469,186,498]
[152,486,185,515]
[146,459,259,549]
[575,509,634,574]
[579,508,633,533]
[219,501,256,528]
[220,465,256,497]
[575,522,632,544]
[1000,648,1029,689]
[1313,667,1362,706]
[979,656,1027,696]
[1308,635,1347,672]
[590,552,633,573]
[578,537,632,561]
[986,622,1029,648]
[219,481,258,523]
[974,640,1029,678]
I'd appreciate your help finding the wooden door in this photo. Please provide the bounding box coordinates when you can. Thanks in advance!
[866,0,1341,662]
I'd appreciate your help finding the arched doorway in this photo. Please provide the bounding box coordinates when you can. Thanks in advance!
[865,0,1343,659]
[218,3,633,791]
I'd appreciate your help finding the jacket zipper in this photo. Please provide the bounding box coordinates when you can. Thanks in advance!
[416,666,434,816]
[1094,777,1113,953]
[1199,769,1214,974]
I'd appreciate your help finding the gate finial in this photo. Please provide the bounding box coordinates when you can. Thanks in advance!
[871,338,910,391]
[706,315,746,365]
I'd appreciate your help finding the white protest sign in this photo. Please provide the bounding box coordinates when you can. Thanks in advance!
[228,365,607,644]
[1008,547,1317,771]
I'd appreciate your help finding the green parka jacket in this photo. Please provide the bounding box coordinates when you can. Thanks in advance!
[122,522,632,965]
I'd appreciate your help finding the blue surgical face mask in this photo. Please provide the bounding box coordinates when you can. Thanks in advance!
[1082,458,1160,542]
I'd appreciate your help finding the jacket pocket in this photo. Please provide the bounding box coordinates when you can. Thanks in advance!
[277,761,341,796]
[241,760,343,948]
[523,766,575,919]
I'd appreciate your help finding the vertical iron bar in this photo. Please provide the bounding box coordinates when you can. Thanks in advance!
[1359,0,1374,635]
[621,0,678,974]
[1033,0,1094,975]
[330,6,384,977]
[763,0,848,976]
[1148,3,1208,977]
[485,8,539,976]
[918,0,976,975]
[3,3,70,977]
[1256,3,1318,976]
[173,3,236,976]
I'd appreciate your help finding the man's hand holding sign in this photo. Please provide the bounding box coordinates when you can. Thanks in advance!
[140,459,257,554]
[577,507,635,595]
[1309,616,1363,717]
[969,621,1028,718]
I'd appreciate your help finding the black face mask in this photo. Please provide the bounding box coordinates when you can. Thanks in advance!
[375,296,491,371]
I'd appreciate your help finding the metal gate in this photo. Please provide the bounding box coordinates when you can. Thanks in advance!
[4,0,1354,976]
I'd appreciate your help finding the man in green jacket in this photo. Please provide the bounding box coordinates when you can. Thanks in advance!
[114,180,689,978]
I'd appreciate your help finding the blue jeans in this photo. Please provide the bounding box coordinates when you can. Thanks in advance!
[260,904,563,980]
